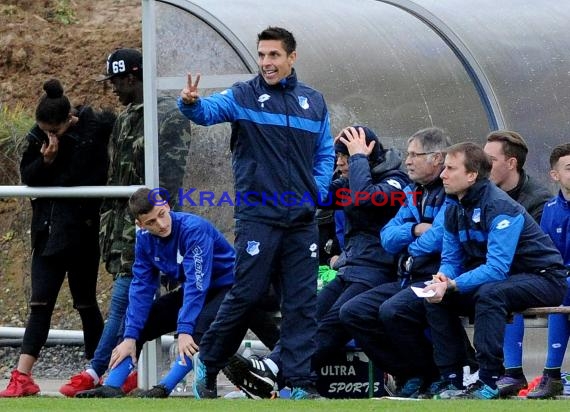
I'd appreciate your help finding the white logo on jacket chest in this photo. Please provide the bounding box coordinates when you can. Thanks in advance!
[472,208,481,223]
[258,94,270,108]
[298,96,309,109]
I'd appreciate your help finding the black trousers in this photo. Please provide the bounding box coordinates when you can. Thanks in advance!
[22,230,103,359]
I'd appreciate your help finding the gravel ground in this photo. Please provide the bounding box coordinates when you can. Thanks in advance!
[0,330,264,381]
[0,345,88,380]
[0,344,174,381]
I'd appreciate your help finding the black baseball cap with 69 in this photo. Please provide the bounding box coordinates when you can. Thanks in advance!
[99,48,142,81]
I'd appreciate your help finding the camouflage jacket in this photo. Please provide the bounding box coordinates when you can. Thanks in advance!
[100,96,191,276]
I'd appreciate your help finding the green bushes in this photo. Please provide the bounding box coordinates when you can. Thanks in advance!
[0,104,33,185]
[53,0,77,25]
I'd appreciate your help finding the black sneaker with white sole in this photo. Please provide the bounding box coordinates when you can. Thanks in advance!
[223,354,276,399]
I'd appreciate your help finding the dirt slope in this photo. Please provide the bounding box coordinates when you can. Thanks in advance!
[0,0,142,328]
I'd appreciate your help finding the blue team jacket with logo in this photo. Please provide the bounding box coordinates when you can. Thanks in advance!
[439,179,565,292]
[124,212,234,340]
[178,69,334,227]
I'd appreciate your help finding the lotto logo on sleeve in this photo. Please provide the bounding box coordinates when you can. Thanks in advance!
[309,243,318,258]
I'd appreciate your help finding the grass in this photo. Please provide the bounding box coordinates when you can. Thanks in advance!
[0,103,33,185]
[52,0,77,25]
[0,398,568,412]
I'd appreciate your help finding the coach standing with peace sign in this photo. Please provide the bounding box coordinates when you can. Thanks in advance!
[178,26,334,400]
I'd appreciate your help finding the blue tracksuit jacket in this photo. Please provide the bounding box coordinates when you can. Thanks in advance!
[124,212,235,340]
[439,179,566,292]
[540,191,570,266]
[177,69,335,227]
[381,177,446,275]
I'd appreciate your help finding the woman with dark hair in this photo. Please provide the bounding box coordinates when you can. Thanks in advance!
[0,79,115,397]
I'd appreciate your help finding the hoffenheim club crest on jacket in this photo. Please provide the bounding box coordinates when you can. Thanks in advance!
[298,96,309,109]
[246,240,260,256]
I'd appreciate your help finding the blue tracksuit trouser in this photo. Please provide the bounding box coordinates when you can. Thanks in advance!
[341,280,438,380]
[425,272,567,379]
[199,219,319,387]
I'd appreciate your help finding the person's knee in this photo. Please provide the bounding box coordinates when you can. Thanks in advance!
[226,288,265,311]
[74,301,99,311]
[378,301,398,324]
[475,284,505,307]
[338,299,359,325]
[29,301,51,317]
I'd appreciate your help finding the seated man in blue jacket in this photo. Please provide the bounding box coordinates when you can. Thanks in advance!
[76,187,235,398]
[422,142,568,400]
[340,127,451,397]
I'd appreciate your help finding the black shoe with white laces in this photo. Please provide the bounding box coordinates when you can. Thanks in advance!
[223,354,276,399]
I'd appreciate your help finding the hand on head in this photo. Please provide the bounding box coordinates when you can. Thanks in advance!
[335,126,375,157]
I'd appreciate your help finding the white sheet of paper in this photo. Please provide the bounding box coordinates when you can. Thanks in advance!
[411,286,436,298]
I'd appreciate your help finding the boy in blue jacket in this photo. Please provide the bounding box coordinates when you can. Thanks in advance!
[525,143,570,399]
[76,187,235,398]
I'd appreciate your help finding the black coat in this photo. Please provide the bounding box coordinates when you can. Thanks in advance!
[327,149,410,286]
[20,106,115,256]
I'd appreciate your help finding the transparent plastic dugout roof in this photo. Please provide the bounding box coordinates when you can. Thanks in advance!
[147,0,570,195]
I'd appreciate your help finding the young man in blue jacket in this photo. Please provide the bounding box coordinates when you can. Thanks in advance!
[483,130,552,396]
[422,142,568,400]
[525,143,570,399]
[76,188,235,398]
[178,26,334,399]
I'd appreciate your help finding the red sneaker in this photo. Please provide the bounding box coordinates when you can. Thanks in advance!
[59,371,98,397]
[121,371,138,394]
[0,369,40,397]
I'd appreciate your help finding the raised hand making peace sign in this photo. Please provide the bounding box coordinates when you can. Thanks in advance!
[180,72,201,105]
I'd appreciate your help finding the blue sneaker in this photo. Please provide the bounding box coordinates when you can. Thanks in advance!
[452,380,499,400]
[192,353,217,399]
[396,377,424,398]
[290,386,323,400]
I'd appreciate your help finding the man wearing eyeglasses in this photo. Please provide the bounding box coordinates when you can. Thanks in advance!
[340,127,455,398]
